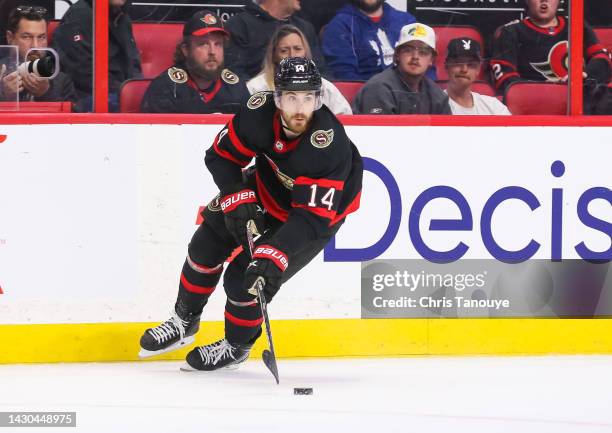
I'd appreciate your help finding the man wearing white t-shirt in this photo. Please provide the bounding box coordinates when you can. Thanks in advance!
[444,38,511,115]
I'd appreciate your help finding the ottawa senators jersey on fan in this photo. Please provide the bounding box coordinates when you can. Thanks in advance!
[140,65,250,114]
[205,91,363,255]
[491,16,612,93]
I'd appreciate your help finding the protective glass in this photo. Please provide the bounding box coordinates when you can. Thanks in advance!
[0,46,19,110]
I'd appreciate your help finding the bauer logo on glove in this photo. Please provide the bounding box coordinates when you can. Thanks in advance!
[220,190,257,213]
[253,245,289,271]
[219,186,266,248]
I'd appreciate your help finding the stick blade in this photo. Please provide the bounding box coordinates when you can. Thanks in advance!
[262,349,279,384]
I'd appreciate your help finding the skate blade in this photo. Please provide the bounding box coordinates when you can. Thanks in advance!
[138,336,195,359]
[180,362,242,372]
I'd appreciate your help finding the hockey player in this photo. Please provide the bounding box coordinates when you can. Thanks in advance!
[491,0,611,94]
[139,57,363,371]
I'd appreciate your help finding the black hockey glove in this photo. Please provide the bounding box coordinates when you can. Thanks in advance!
[220,185,265,248]
[244,244,289,302]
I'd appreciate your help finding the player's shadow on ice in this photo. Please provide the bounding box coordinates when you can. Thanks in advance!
[149,362,358,384]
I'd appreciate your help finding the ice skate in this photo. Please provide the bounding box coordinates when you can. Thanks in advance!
[181,338,253,371]
[139,311,200,358]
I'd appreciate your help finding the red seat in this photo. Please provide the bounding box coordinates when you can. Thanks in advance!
[432,26,485,81]
[47,20,59,45]
[119,79,152,113]
[332,81,364,105]
[504,82,567,115]
[48,21,180,79]
[593,27,612,53]
[132,23,183,79]
[436,80,496,97]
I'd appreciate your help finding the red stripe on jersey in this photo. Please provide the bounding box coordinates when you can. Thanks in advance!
[294,176,345,191]
[224,310,263,327]
[228,119,256,158]
[523,16,565,36]
[331,191,362,226]
[494,72,520,90]
[256,172,289,221]
[272,112,301,153]
[253,244,289,271]
[188,78,223,103]
[213,138,249,167]
[180,273,215,294]
[591,53,612,64]
[490,59,517,70]
[292,202,337,220]
[586,44,606,58]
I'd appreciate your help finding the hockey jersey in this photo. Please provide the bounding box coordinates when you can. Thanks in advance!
[205,91,363,256]
[141,65,250,114]
[491,16,612,93]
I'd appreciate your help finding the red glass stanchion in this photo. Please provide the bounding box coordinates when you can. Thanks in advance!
[94,0,109,113]
[569,0,584,116]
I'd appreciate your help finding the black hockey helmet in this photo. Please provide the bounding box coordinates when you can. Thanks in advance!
[274,57,322,92]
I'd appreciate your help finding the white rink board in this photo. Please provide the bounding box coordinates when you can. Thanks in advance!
[0,124,610,324]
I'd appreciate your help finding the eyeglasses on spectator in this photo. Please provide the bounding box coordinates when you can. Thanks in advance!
[15,6,48,17]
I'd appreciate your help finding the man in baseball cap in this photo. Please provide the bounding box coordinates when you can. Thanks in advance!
[141,10,249,113]
[182,9,230,38]
[353,22,450,114]
[444,37,511,115]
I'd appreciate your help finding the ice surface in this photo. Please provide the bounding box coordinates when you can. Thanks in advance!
[1,355,611,433]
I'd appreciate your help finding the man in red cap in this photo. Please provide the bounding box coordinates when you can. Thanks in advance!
[141,10,249,113]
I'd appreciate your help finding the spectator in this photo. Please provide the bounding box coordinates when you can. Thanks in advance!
[0,5,75,104]
[585,0,612,27]
[491,0,611,94]
[444,38,511,115]
[352,23,450,114]
[52,0,142,112]
[322,0,436,81]
[247,24,351,115]
[0,0,17,45]
[224,0,328,80]
[141,10,249,114]
[297,0,346,34]
[587,82,611,115]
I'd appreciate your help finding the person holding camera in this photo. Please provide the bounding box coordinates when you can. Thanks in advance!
[0,6,75,104]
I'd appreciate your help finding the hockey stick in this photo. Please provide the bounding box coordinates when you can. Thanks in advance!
[246,220,280,385]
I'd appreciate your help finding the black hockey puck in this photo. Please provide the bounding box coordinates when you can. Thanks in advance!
[293,387,313,395]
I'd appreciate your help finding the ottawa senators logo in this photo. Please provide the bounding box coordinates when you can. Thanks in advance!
[168,67,188,84]
[264,155,294,189]
[530,41,568,81]
[201,14,217,25]
[207,194,222,212]
[247,92,267,110]
[310,129,334,149]
[221,69,239,85]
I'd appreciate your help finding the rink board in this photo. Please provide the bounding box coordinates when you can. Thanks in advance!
[2,319,612,363]
[0,122,610,362]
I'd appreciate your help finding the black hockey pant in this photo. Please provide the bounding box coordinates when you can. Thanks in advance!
[174,193,340,345]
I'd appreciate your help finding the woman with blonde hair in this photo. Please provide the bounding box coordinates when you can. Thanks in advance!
[247,24,352,115]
